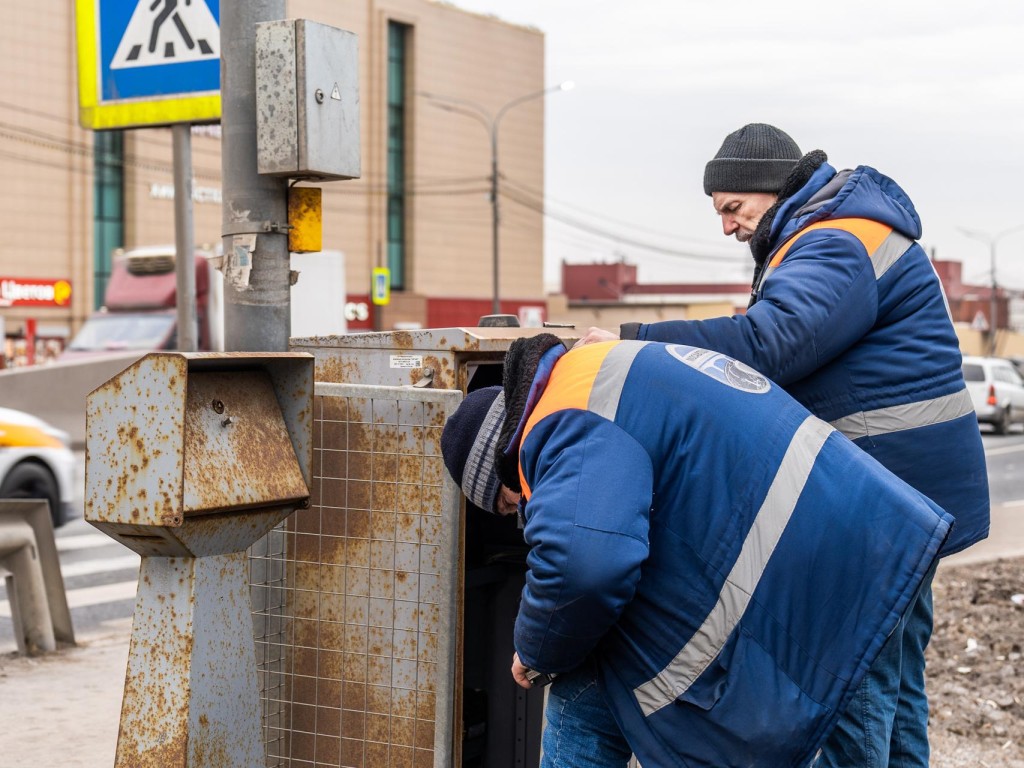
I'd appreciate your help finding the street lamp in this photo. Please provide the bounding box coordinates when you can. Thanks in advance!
[420,81,574,315]
[958,224,1024,355]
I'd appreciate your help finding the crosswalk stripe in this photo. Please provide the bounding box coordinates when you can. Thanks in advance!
[60,555,140,579]
[985,443,1024,457]
[56,534,123,552]
[0,580,138,618]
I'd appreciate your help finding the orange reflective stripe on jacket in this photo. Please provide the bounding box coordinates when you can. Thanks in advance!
[767,217,893,268]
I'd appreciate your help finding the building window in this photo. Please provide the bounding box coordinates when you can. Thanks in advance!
[387,21,409,291]
[93,131,124,310]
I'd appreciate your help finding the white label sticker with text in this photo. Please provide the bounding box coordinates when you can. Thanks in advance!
[390,354,423,369]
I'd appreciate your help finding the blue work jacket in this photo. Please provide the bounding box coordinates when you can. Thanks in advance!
[512,341,951,767]
[625,164,988,555]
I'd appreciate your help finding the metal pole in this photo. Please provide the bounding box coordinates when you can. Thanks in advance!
[220,0,290,352]
[491,128,500,315]
[374,241,384,332]
[990,241,998,356]
[421,84,571,318]
[172,123,197,352]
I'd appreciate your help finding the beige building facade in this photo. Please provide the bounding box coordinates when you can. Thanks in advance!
[0,0,546,366]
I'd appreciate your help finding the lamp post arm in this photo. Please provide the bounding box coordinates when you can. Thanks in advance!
[995,223,1024,243]
[494,83,566,127]
[419,96,493,135]
[418,83,573,317]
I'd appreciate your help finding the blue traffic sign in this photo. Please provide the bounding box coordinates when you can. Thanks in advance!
[76,0,222,129]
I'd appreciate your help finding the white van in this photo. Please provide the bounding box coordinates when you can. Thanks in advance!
[961,355,1024,435]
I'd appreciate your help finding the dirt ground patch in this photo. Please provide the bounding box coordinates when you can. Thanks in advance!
[930,557,1024,767]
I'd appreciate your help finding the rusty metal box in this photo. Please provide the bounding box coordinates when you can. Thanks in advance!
[291,326,579,391]
[85,352,314,556]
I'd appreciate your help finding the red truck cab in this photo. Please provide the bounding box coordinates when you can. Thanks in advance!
[63,247,222,357]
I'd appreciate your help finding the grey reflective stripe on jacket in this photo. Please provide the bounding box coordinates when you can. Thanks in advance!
[588,342,650,419]
[830,389,975,441]
[871,230,914,279]
[633,415,834,717]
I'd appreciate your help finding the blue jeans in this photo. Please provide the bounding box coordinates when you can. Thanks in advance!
[814,564,937,768]
[541,660,633,768]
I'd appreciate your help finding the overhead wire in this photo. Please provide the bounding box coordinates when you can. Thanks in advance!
[500,175,728,249]
[0,101,742,268]
[501,185,744,265]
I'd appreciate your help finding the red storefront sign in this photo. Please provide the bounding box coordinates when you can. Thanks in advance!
[0,277,73,307]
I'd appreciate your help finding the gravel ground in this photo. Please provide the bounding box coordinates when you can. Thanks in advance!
[929,556,1024,767]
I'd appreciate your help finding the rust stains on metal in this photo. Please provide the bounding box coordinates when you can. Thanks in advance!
[181,370,308,516]
[188,732,233,767]
[252,390,456,764]
[315,352,369,385]
[114,732,188,767]
[114,675,188,767]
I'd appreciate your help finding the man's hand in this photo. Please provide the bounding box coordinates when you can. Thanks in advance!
[572,327,618,349]
[511,652,533,689]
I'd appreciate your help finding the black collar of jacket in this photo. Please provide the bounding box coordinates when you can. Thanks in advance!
[748,149,829,304]
[496,333,566,492]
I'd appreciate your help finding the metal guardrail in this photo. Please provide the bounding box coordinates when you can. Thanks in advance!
[0,500,74,655]
[250,382,463,768]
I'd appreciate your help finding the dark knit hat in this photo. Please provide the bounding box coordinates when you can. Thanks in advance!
[703,123,802,196]
[441,386,507,514]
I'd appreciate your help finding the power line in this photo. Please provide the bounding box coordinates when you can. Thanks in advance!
[501,186,745,265]
[500,174,727,249]
[0,104,742,266]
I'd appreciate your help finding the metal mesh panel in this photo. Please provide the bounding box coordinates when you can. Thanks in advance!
[250,383,463,768]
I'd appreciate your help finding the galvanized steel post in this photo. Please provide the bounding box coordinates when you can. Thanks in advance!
[172,123,198,352]
[220,0,290,352]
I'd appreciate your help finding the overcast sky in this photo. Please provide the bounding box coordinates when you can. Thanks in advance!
[448,0,1024,293]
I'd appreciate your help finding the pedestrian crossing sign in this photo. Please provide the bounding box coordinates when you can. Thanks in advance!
[75,0,221,130]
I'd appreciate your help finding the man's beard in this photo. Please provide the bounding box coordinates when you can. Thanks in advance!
[735,230,754,243]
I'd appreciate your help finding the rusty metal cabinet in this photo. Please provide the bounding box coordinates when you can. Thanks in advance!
[250,327,577,768]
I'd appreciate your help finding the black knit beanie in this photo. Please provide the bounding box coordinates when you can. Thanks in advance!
[703,123,802,196]
[441,386,506,514]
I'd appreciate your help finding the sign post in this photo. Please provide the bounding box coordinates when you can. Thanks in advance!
[75,0,221,353]
[75,0,221,130]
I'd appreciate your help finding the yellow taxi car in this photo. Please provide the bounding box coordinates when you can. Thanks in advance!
[0,407,75,527]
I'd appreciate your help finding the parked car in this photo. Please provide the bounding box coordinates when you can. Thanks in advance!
[0,407,75,527]
[1008,356,1024,379]
[962,355,1024,435]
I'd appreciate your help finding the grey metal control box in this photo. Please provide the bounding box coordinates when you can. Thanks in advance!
[256,19,360,181]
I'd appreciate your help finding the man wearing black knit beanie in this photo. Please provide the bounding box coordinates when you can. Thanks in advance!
[574,124,990,768]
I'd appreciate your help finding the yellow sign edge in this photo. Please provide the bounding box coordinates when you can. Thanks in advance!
[74,0,222,130]
[80,96,222,131]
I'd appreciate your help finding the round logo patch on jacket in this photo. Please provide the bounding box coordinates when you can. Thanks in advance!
[666,344,771,394]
